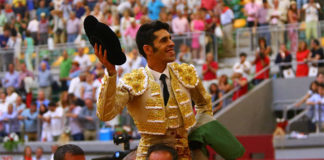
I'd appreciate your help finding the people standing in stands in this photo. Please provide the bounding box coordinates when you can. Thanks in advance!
[80,73,95,100]
[202,53,218,81]
[253,38,270,85]
[18,63,34,108]
[19,102,38,141]
[73,47,91,71]
[209,83,223,114]
[65,101,84,141]
[275,44,292,78]
[219,2,234,56]
[5,86,18,106]
[233,52,251,78]
[38,103,50,141]
[1,104,20,136]
[296,41,310,77]
[244,0,259,50]
[42,102,64,142]
[59,50,72,91]
[306,83,324,131]
[231,71,248,101]
[308,39,324,74]
[147,0,164,21]
[287,1,299,53]
[2,63,19,89]
[256,0,270,45]
[24,31,34,71]
[302,0,320,43]
[79,98,98,140]
[38,62,52,100]
[38,13,49,45]
[66,12,80,43]
[191,10,205,61]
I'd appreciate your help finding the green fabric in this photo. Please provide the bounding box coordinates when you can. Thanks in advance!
[59,58,72,78]
[188,120,245,160]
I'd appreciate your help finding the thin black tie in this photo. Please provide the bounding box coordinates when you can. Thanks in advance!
[160,74,169,106]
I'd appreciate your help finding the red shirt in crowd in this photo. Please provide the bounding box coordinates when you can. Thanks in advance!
[255,56,270,80]
[202,61,218,80]
[232,77,248,101]
[296,49,310,77]
[201,0,217,10]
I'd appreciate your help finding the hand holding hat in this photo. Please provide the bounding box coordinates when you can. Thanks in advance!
[84,16,126,72]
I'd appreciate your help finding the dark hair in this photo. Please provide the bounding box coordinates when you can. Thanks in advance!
[239,52,247,57]
[136,21,170,59]
[313,39,320,46]
[54,144,85,160]
[258,37,267,48]
[147,144,177,160]
[48,101,57,107]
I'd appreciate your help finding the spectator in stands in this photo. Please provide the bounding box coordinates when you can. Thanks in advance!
[0,92,8,113]
[66,101,83,141]
[296,80,319,107]
[69,61,81,82]
[147,0,164,21]
[54,144,85,160]
[147,144,178,160]
[52,10,66,44]
[1,103,20,136]
[124,18,140,52]
[74,1,86,19]
[4,4,15,23]
[0,11,7,34]
[176,44,192,64]
[59,50,72,91]
[231,71,248,101]
[12,0,26,18]
[36,91,50,109]
[268,0,285,53]
[43,102,64,141]
[22,146,33,160]
[34,146,46,160]
[38,13,49,45]
[296,41,310,77]
[219,74,233,95]
[275,44,293,78]
[287,1,299,53]
[68,71,87,106]
[18,63,34,94]
[256,0,270,44]
[220,2,234,56]
[302,0,320,42]
[2,63,19,89]
[122,48,143,74]
[7,30,22,65]
[244,0,259,27]
[61,0,72,20]
[91,4,103,22]
[0,28,10,48]
[79,98,98,140]
[66,12,80,43]
[80,73,95,100]
[209,83,223,114]
[233,52,251,78]
[253,38,270,85]
[172,10,189,36]
[306,83,324,129]
[27,16,39,45]
[38,103,50,141]
[19,102,38,141]
[14,96,25,115]
[73,47,91,71]
[190,10,205,61]
[24,31,34,71]
[36,0,50,20]
[202,53,218,81]
[5,86,18,106]
[308,39,324,74]
[38,62,52,99]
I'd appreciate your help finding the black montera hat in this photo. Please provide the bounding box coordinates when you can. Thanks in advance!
[84,15,126,65]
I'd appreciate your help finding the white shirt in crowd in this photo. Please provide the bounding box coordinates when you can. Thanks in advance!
[121,55,142,75]
[233,60,251,77]
[68,77,82,98]
[303,3,320,22]
[44,107,64,137]
[5,92,18,106]
[73,54,91,71]
[69,106,82,135]
[27,19,39,33]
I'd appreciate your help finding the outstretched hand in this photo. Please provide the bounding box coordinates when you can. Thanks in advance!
[94,43,116,75]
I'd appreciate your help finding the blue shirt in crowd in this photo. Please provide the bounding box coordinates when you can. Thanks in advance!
[38,69,52,87]
[21,109,38,133]
[2,71,19,88]
[148,0,164,20]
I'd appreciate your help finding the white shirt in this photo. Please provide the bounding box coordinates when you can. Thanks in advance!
[148,65,171,96]
[121,55,142,74]
[233,60,251,77]
[68,77,82,98]
[44,107,64,136]
[93,79,102,100]
[69,106,82,135]
[303,3,320,22]
[5,92,18,106]
[117,1,131,14]
[220,8,234,25]
[27,19,39,33]
[73,54,91,71]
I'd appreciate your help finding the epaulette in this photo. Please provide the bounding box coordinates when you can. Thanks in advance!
[120,67,148,96]
[169,62,199,88]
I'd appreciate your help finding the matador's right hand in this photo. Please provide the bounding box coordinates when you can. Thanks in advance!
[94,43,116,76]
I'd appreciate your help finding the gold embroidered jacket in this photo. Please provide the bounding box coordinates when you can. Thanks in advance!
[96,62,213,135]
